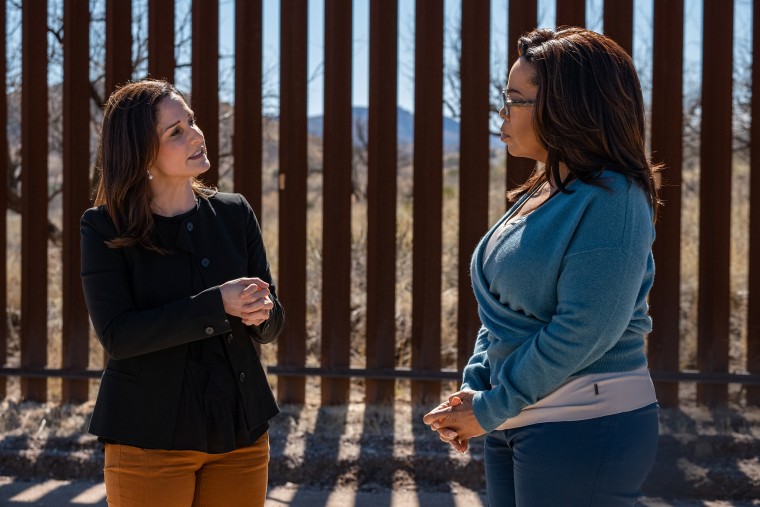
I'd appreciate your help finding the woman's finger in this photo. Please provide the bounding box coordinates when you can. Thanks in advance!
[451,439,468,453]
[422,406,450,425]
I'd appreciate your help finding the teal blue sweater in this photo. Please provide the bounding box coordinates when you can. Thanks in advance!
[462,170,655,432]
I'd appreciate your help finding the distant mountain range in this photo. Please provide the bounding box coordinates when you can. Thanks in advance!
[3,86,502,165]
[307,106,502,154]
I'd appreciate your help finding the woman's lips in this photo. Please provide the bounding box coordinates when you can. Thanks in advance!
[188,148,206,160]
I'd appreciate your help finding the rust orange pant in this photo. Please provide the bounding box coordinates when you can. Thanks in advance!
[103,433,269,507]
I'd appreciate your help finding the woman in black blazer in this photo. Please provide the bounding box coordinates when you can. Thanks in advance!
[81,79,283,507]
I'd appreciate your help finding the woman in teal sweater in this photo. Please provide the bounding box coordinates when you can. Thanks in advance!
[423,28,660,506]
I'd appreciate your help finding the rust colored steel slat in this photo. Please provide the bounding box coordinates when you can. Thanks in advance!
[21,0,49,401]
[556,0,585,28]
[277,0,308,404]
[192,0,219,184]
[648,0,683,408]
[0,1,6,398]
[321,0,353,406]
[149,0,175,81]
[411,0,444,405]
[649,0,683,407]
[748,0,760,405]
[103,0,131,369]
[697,0,733,407]
[458,0,490,371]
[105,0,132,98]
[233,0,263,218]
[365,0,398,405]
[603,0,633,55]
[506,0,537,193]
[507,0,537,49]
[62,0,91,403]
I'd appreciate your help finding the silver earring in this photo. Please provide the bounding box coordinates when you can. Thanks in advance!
[147,171,153,180]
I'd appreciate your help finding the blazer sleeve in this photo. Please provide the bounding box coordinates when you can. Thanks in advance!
[239,195,285,344]
[80,209,232,360]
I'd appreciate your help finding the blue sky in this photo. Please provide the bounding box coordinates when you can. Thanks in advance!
[6,0,754,119]
[216,0,752,118]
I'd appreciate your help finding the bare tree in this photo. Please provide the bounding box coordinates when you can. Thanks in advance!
[442,14,511,138]
[6,0,276,236]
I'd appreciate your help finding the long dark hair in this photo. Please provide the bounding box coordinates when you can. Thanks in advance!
[93,79,211,251]
[508,27,660,217]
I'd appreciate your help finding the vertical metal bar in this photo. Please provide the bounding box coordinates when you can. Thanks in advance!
[411,0,443,404]
[365,0,397,405]
[457,0,490,371]
[0,1,7,398]
[555,0,585,28]
[321,0,353,405]
[62,0,91,403]
[21,0,48,401]
[697,0,733,407]
[233,0,263,217]
[603,0,633,55]
[506,0,537,193]
[748,0,760,406]
[149,0,175,82]
[105,0,132,98]
[192,0,219,184]
[649,0,683,408]
[277,0,308,404]
[104,0,131,369]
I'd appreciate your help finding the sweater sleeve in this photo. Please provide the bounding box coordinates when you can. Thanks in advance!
[471,245,649,432]
[80,211,232,360]
[461,325,492,391]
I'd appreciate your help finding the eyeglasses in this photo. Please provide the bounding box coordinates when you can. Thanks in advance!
[501,89,535,117]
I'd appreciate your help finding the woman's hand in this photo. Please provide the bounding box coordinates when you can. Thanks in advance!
[219,277,274,326]
[422,390,485,453]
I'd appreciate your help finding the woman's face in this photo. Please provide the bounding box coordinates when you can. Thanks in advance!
[499,58,546,163]
[150,93,210,181]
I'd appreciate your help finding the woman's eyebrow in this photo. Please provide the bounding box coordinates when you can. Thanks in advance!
[162,120,180,134]
[506,87,524,96]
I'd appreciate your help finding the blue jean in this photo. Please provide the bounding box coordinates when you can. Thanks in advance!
[484,403,659,507]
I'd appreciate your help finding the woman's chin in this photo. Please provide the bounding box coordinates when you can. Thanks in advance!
[192,160,211,175]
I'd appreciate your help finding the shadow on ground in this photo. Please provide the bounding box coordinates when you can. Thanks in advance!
[1,402,759,502]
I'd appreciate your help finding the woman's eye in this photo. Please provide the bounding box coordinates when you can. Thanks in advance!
[188,117,195,126]
[171,128,181,137]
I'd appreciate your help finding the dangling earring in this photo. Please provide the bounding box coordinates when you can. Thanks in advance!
[147,170,153,180]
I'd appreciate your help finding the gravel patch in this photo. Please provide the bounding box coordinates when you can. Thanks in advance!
[0,398,759,501]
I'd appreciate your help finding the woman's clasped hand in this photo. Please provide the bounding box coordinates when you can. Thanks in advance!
[423,390,485,453]
[219,277,274,327]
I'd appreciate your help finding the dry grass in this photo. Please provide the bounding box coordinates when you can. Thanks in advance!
[678,160,750,374]
[1,152,753,406]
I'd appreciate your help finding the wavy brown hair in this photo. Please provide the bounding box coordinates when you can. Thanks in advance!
[507,27,660,217]
[93,79,211,251]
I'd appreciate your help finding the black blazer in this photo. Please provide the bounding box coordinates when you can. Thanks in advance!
[80,192,283,449]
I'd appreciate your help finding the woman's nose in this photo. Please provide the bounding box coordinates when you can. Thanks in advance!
[499,106,508,120]
[190,128,204,144]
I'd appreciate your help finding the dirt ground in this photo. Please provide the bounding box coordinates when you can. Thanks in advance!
[0,380,759,502]
[2,478,760,506]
